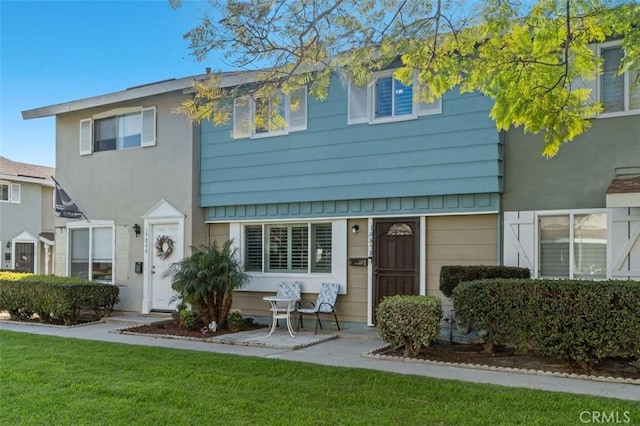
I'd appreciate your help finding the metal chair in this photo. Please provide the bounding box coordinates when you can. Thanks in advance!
[297,282,341,334]
[272,281,302,326]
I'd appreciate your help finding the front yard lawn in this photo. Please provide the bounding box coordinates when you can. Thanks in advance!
[0,331,636,425]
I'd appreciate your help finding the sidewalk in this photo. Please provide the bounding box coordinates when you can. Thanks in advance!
[1,314,638,402]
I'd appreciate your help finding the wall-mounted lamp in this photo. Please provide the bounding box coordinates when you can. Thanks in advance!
[351,224,359,234]
[6,241,11,249]
[133,224,141,238]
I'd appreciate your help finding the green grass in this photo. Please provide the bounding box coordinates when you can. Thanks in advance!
[1,331,638,425]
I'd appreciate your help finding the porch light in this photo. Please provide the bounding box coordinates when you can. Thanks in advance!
[133,224,141,238]
[351,225,359,234]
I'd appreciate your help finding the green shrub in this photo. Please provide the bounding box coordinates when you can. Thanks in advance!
[376,295,442,357]
[227,311,244,332]
[179,309,198,330]
[439,265,530,298]
[453,279,640,368]
[0,272,119,325]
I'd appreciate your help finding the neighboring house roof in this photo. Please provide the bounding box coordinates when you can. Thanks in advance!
[0,156,55,186]
[606,175,640,194]
[22,70,264,119]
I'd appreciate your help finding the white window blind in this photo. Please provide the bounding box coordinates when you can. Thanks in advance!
[10,183,20,204]
[233,97,252,138]
[92,228,113,262]
[312,223,332,272]
[288,87,307,132]
[71,229,90,262]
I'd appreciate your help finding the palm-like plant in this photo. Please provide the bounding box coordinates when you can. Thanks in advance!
[165,240,249,328]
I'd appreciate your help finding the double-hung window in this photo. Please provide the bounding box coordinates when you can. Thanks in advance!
[348,70,442,124]
[79,106,156,156]
[0,182,20,204]
[233,87,307,139]
[538,212,607,279]
[244,223,332,274]
[68,225,114,283]
[597,41,640,116]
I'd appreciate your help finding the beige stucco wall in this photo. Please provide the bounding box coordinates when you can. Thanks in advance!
[53,90,201,312]
[425,214,498,314]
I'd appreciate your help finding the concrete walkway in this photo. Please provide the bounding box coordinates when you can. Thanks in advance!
[1,314,638,402]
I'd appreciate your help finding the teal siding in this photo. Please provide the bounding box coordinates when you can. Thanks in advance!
[201,76,501,208]
[205,193,500,221]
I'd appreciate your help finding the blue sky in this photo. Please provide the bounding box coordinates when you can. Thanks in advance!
[1,0,223,167]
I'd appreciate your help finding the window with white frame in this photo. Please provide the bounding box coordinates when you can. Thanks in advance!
[348,70,442,124]
[244,222,332,273]
[69,225,114,283]
[597,41,640,115]
[538,212,607,279]
[79,107,156,156]
[233,87,307,139]
[0,182,20,204]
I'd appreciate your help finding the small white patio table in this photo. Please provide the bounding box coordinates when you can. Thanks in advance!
[263,295,299,338]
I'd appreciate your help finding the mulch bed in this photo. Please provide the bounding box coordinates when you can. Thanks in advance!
[121,320,266,339]
[380,341,640,381]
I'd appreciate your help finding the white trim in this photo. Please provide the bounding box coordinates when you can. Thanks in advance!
[10,231,39,274]
[0,175,53,187]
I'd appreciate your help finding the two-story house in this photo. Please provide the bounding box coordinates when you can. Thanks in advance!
[23,69,503,323]
[0,157,55,274]
[202,71,503,325]
[22,77,211,312]
[502,39,640,281]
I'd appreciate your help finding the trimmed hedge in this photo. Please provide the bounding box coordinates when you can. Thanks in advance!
[453,279,640,368]
[439,265,531,298]
[0,272,119,325]
[376,295,442,357]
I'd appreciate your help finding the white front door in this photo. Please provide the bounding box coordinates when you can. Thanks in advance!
[151,223,181,311]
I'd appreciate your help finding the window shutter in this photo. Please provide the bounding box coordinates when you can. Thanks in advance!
[141,107,156,147]
[233,97,252,138]
[312,223,332,273]
[610,207,640,279]
[348,81,368,124]
[503,211,535,273]
[418,97,442,116]
[9,183,20,204]
[288,87,307,132]
[79,118,92,156]
[245,225,263,271]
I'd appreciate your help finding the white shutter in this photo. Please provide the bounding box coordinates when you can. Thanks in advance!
[288,87,307,132]
[79,118,92,156]
[348,81,368,124]
[610,207,640,279]
[418,97,442,116]
[141,107,156,147]
[233,97,252,139]
[9,183,20,204]
[503,211,535,273]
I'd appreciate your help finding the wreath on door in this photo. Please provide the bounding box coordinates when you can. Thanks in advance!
[155,235,174,260]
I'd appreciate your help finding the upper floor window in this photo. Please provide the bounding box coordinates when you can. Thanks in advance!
[348,70,442,125]
[597,41,640,116]
[79,106,156,156]
[0,182,20,204]
[233,87,307,139]
[244,222,332,274]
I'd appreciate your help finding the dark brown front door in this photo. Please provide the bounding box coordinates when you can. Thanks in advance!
[15,242,35,273]
[373,218,419,322]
